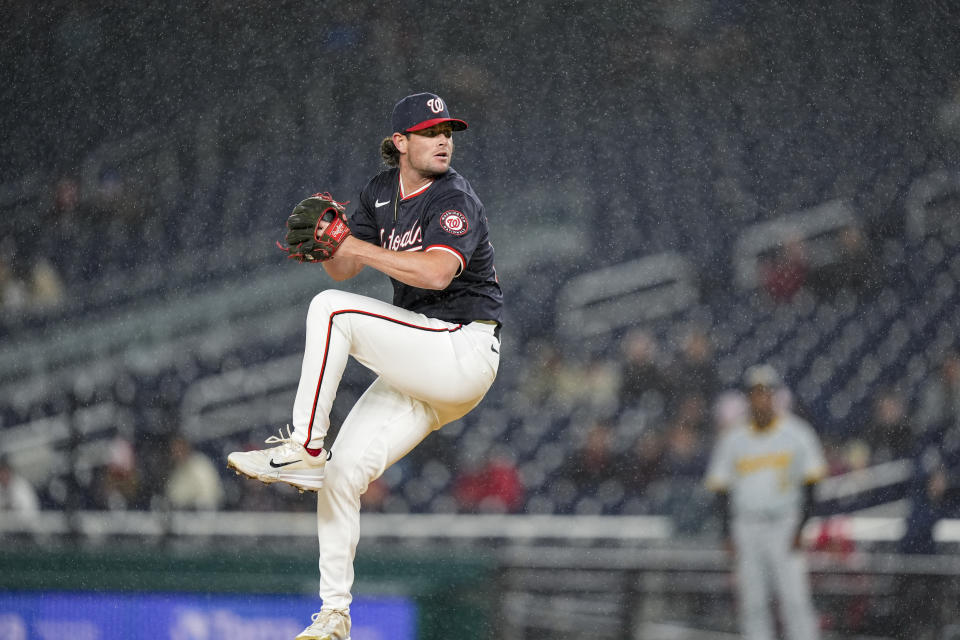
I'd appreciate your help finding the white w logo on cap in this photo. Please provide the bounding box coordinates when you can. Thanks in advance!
[427,98,445,114]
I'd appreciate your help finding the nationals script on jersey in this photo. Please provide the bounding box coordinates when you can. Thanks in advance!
[349,167,503,324]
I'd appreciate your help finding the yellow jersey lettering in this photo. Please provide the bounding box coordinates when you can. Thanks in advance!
[735,452,793,476]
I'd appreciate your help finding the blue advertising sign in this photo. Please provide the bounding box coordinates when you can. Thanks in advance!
[0,591,416,640]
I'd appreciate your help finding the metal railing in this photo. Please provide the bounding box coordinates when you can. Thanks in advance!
[2,510,959,545]
[3,511,960,639]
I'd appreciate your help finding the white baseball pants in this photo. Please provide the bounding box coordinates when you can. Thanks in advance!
[733,514,819,640]
[291,289,500,610]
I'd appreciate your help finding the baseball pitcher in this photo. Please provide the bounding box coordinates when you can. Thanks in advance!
[228,92,503,640]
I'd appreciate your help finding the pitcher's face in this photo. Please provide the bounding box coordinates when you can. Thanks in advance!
[401,123,454,177]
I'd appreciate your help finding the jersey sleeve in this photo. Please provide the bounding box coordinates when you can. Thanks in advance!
[420,192,482,276]
[348,181,380,245]
[704,432,735,491]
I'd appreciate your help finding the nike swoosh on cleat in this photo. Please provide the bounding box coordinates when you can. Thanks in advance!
[375,199,390,207]
[269,458,302,468]
[491,345,499,354]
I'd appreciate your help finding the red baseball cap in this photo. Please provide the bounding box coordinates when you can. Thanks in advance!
[392,92,468,134]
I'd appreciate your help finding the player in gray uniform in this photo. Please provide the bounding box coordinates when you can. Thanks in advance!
[705,364,826,640]
[228,93,502,640]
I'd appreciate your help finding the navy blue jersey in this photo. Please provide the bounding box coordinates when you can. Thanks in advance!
[349,168,503,324]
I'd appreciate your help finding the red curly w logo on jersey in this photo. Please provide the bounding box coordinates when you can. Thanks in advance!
[439,210,469,236]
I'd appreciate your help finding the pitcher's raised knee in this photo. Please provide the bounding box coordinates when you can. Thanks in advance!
[308,289,353,318]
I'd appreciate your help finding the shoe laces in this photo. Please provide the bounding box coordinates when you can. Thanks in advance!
[308,609,347,630]
[263,425,302,455]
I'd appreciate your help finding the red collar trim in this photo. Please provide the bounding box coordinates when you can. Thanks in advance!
[399,176,433,200]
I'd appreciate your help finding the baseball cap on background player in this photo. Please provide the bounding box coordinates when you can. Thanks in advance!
[744,364,782,390]
[392,92,468,134]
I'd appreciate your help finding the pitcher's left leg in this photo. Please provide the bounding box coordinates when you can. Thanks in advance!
[315,378,442,611]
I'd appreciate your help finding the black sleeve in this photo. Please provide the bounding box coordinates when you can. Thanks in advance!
[798,482,816,531]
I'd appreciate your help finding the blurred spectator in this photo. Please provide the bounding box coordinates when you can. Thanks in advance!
[0,253,29,313]
[454,448,524,513]
[661,408,713,534]
[51,176,83,217]
[28,258,65,310]
[899,463,949,556]
[667,327,721,414]
[93,436,142,510]
[676,390,712,435]
[895,450,956,638]
[92,167,129,218]
[0,455,40,513]
[520,342,618,414]
[48,176,93,261]
[812,517,856,556]
[568,419,621,492]
[822,434,855,477]
[810,518,869,634]
[861,387,914,462]
[651,394,712,502]
[619,328,672,411]
[233,476,304,513]
[810,224,881,297]
[618,428,667,498]
[0,251,63,314]
[761,234,809,303]
[713,390,749,437]
[359,477,390,513]
[841,439,872,473]
[821,434,872,476]
[164,435,224,510]
[578,353,621,416]
[662,418,708,479]
[519,339,581,407]
[915,349,960,436]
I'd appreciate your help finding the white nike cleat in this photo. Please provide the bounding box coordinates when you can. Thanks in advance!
[227,426,327,492]
[295,609,351,640]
